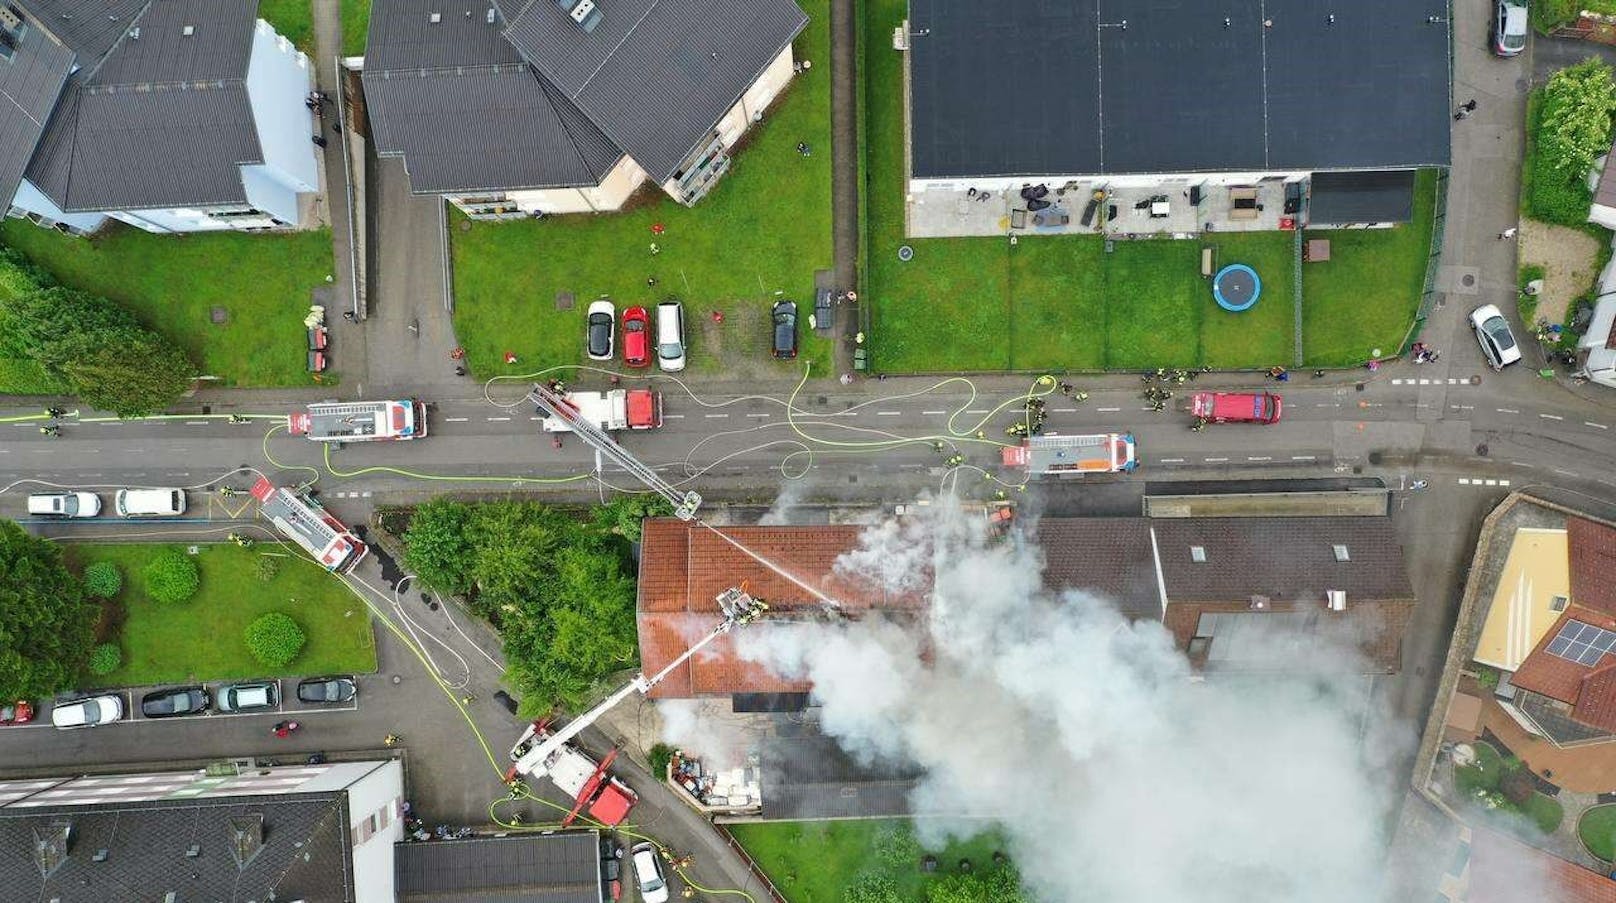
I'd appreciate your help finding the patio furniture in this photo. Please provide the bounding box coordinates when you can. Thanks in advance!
[1304,239,1332,262]
[1200,246,1215,277]
[1150,199,1170,218]
[1033,209,1070,227]
[1080,197,1100,227]
[1010,209,1027,229]
[1229,187,1259,221]
[815,287,834,334]
[1027,198,1051,212]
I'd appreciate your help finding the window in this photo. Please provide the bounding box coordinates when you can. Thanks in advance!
[1551,595,1568,612]
[1332,544,1350,562]
[1190,546,1207,563]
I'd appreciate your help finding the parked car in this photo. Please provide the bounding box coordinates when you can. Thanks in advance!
[51,694,124,729]
[27,491,101,518]
[114,487,187,517]
[217,682,278,713]
[656,301,686,372]
[1189,391,1282,424]
[1494,0,1527,57]
[586,299,616,361]
[621,306,650,368]
[771,300,798,360]
[141,686,210,718]
[296,676,356,705]
[0,700,35,725]
[1470,304,1522,370]
[630,842,670,903]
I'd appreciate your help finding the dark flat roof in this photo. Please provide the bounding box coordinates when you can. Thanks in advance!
[909,0,1451,179]
[396,832,602,903]
[1308,169,1417,224]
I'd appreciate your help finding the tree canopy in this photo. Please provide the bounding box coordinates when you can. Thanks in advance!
[402,499,639,710]
[1540,60,1616,179]
[0,522,98,698]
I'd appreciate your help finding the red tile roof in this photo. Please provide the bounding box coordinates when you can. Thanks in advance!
[1468,827,1616,902]
[1575,664,1616,733]
[1571,518,1616,618]
[1510,607,1616,704]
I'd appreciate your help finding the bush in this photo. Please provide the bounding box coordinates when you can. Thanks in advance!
[82,561,122,599]
[244,612,306,669]
[1501,768,1536,807]
[874,823,922,867]
[142,549,200,603]
[87,642,122,676]
[649,742,675,777]
[255,555,282,582]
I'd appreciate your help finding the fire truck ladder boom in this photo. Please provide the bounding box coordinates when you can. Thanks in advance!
[529,383,700,520]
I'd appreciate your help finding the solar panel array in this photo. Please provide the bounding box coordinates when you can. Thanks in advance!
[1547,620,1616,666]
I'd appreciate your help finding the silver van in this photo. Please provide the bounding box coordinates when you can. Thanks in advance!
[114,488,187,517]
[656,301,686,372]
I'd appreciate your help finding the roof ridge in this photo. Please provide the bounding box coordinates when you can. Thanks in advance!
[534,70,616,176]
[77,0,155,81]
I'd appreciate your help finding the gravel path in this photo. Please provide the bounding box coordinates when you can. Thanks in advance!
[1518,219,1601,327]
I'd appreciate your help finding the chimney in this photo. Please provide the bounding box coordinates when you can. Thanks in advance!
[1327,590,1346,612]
[1248,594,1270,611]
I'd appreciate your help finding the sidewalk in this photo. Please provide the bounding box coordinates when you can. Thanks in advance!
[828,0,859,378]
[310,0,369,392]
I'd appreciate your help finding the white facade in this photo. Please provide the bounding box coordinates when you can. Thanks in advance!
[339,759,407,903]
[1579,245,1616,390]
[448,154,649,217]
[909,169,1309,195]
[4,180,107,234]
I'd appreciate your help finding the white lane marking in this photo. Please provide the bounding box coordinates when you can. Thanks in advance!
[705,413,729,419]
[84,449,99,454]
[876,411,901,416]
[185,421,208,426]
[966,409,989,415]
[747,413,770,419]
[1510,461,1534,468]
[1054,408,1078,413]
[1449,378,1464,385]
[1554,468,1579,477]
[1097,407,1121,412]
[1587,422,1609,430]
[664,414,685,419]
[1160,457,1185,463]
[1205,457,1229,463]
[1291,455,1316,461]
[486,417,511,422]
[922,410,946,415]
[1497,408,1519,414]
[445,416,468,422]
[1248,456,1271,462]
[827,411,858,417]
[1458,478,1470,485]
[1541,413,1564,421]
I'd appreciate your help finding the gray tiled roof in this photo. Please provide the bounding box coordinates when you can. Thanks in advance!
[17,0,149,64]
[23,0,266,211]
[1150,517,1414,603]
[0,793,354,903]
[1036,517,1160,620]
[504,0,806,183]
[396,831,602,903]
[0,10,75,216]
[363,0,621,194]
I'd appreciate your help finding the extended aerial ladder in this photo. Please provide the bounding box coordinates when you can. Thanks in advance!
[530,383,700,520]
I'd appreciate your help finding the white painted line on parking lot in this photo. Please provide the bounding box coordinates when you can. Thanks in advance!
[1097,406,1120,412]
[1248,456,1272,462]
[1587,422,1610,430]
[922,410,946,415]
[1541,413,1564,421]
[1291,455,1317,461]
[1205,457,1229,463]
[445,416,468,422]
[1497,408,1519,414]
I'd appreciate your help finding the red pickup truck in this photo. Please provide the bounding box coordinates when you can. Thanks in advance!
[1190,391,1282,424]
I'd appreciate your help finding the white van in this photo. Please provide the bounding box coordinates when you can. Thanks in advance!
[27,492,101,518]
[114,488,187,517]
[656,301,686,372]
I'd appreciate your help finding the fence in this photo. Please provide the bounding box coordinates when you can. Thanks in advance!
[1402,168,1452,354]
[712,823,792,903]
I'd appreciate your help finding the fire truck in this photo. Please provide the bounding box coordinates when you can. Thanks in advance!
[289,399,428,442]
[1002,432,1137,476]
[540,389,660,433]
[250,478,368,573]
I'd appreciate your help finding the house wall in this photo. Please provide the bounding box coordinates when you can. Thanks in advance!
[1163,598,1415,673]
[910,170,1310,195]
[106,206,278,233]
[1592,203,1616,232]
[449,155,648,217]
[342,759,405,903]
[243,19,319,226]
[6,180,108,233]
[714,44,796,148]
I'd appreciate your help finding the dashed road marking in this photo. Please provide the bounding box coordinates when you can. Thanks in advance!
[445,416,468,422]
[1497,408,1519,414]
[1291,455,1317,461]
[1587,422,1609,430]
[184,421,207,426]
[486,416,510,422]
[747,413,770,419]
[1205,457,1229,463]
[1097,407,1121,412]
[664,414,685,420]
[1554,468,1579,477]
[922,410,946,415]
[1160,457,1185,463]
[1054,408,1078,413]
[705,413,728,419]
[1248,456,1272,462]
[1541,413,1564,421]
[966,410,988,415]
[1457,478,1511,487]
[876,411,901,416]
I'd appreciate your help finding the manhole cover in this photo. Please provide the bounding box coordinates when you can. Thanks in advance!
[210,306,228,324]
[1470,375,1482,385]
[1461,274,1476,288]
[1476,443,1490,457]
[897,245,914,262]
[555,291,574,311]
[458,220,471,232]
[1355,383,1366,392]
[848,474,858,484]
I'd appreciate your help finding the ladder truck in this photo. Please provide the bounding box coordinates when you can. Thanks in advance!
[506,588,769,825]
[529,382,700,519]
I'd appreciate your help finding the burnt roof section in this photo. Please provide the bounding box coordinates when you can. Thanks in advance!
[0,6,75,215]
[909,0,1451,179]
[363,0,621,193]
[396,831,602,903]
[23,0,266,211]
[502,0,806,182]
[1307,169,1417,224]
[0,792,353,902]
[1151,517,1413,603]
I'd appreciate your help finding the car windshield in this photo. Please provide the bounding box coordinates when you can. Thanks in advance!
[82,701,100,721]
[659,342,682,359]
[1484,316,1515,350]
[60,497,79,515]
[625,319,644,333]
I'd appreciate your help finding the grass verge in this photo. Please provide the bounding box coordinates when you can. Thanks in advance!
[450,0,833,381]
[259,0,370,57]
[69,543,376,687]
[728,819,1005,903]
[1,221,335,387]
[1582,804,1616,861]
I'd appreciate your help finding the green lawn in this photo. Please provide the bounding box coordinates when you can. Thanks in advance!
[450,0,833,381]
[68,543,376,687]
[1102,240,1205,369]
[1008,236,1106,371]
[729,819,1007,903]
[259,0,371,57]
[0,221,335,387]
[1301,170,1438,366]
[1202,232,1298,370]
[1582,804,1616,861]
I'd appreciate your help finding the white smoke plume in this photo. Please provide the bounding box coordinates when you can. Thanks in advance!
[731,499,1429,903]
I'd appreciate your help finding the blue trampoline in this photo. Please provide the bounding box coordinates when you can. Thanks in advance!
[1213,264,1261,312]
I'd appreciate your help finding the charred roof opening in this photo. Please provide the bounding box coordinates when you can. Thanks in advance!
[557,0,602,32]
[33,822,71,878]
[230,814,265,868]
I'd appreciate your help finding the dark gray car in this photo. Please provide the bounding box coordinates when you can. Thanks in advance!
[771,300,798,360]
[296,676,356,704]
[141,686,210,718]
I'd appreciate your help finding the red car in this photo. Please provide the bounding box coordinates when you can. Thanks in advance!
[621,306,650,368]
[0,700,35,725]
[1190,391,1282,424]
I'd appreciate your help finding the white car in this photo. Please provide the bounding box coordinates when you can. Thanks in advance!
[1494,0,1527,57]
[27,491,101,518]
[656,300,686,372]
[631,842,670,903]
[1469,304,1522,371]
[51,694,124,729]
[586,299,616,361]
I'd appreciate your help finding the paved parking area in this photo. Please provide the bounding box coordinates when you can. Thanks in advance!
[25,675,361,731]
